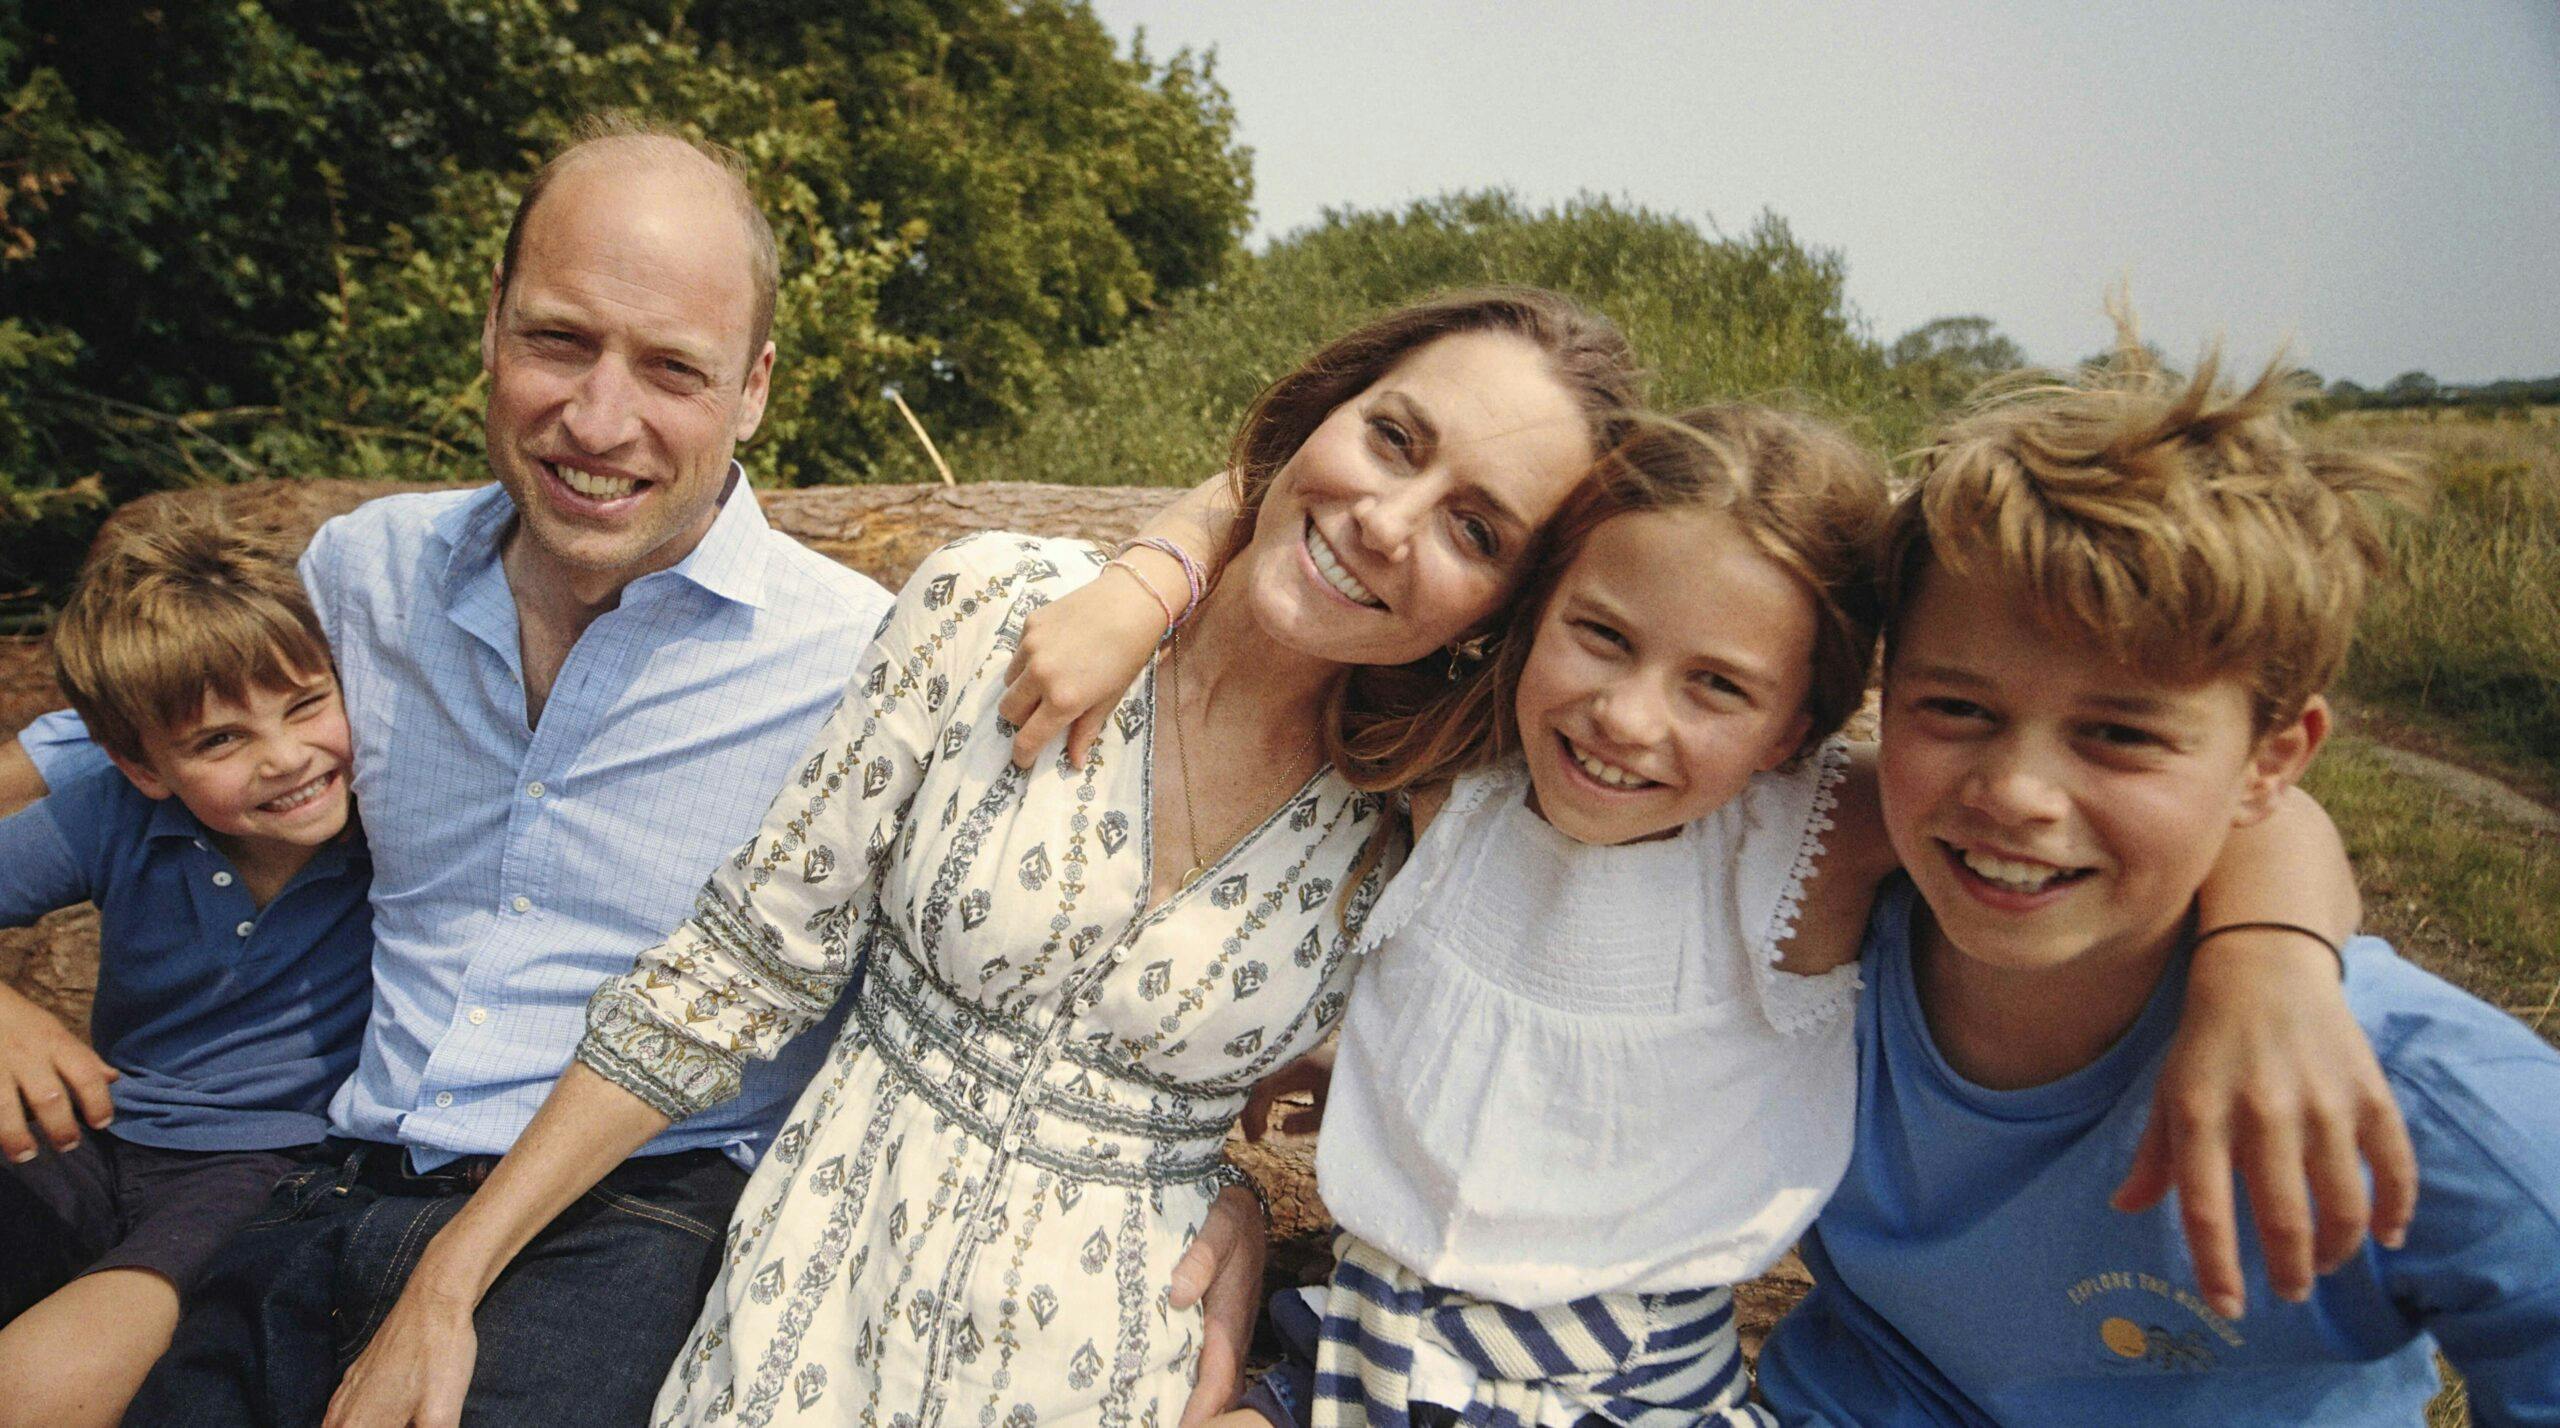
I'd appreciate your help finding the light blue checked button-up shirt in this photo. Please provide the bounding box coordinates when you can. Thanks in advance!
[28,475,892,1169]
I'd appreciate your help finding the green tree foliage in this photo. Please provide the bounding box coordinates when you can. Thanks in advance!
[1883,314,2028,415]
[0,0,1247,607]
[872,192,1927,490]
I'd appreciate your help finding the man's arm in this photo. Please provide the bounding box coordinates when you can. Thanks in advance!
[0,789,121,1160]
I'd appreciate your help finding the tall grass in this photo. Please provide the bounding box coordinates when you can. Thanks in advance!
[2323,415,2560,785]
[874,191,1926,491]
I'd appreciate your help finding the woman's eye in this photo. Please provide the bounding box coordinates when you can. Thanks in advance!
[1574,619,1629,652]
[1457,514,1498,558]
[1367,417,1413,458]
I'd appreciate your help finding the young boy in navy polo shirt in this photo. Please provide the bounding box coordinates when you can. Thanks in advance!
[1756,332,2560,1423]
[0,506,374,1427]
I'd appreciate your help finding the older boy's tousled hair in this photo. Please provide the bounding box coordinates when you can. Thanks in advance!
[1880,305,2426,733]
[52,504,334,766]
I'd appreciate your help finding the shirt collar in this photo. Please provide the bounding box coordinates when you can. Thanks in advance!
[431,461,773,611]
[142,793,369,877]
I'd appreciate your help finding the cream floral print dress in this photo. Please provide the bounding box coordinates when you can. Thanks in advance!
[579,533,1392,1428]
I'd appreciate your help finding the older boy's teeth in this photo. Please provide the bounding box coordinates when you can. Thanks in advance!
[1960,848,2069,892]
[555,464,637,500]
[263,774,331,812]
[1568,740,1654,790]
[1304,526,1384,608]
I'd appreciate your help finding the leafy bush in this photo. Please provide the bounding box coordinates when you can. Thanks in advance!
[0,0,1247,609]
[881,192,1926,489]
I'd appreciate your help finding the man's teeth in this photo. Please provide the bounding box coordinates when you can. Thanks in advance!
[553,463,638,500]
[1959,847,2074,892]
[262,774,333,813]
[1568,740,1655,790]
[1304,526,1384,608]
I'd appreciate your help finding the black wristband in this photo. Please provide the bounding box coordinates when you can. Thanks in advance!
[2191,920,2347,980]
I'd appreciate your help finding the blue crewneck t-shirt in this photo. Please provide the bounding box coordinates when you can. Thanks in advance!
[1759,878,2560,1426]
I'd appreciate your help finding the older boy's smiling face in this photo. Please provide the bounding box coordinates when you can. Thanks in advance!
[1878,562,2298,981]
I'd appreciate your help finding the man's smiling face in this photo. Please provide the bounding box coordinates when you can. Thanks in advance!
[480,147,774,601]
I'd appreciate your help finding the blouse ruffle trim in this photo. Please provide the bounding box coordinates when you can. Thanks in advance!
[1349,770,1505,962]
[1751,737,1861,1038]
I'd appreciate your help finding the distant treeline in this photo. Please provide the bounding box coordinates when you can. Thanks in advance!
[2317,372,2560,415]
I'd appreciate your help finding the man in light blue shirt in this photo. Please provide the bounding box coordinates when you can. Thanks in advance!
[17,119,897,1425]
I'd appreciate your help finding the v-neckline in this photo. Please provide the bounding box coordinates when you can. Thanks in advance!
[1128,656,1335,927]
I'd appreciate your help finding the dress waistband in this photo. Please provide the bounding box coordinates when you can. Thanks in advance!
[856,928,1244,1189]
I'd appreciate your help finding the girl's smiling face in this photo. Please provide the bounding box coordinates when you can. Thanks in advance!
[1228,331,1598,669]
[1514,507,1816,846]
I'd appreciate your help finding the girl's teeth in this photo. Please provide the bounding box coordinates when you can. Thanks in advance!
[556,464,638,500]
[1960,848,2069,892]
[1304,527,1384,608]
[1568,740,1653,790]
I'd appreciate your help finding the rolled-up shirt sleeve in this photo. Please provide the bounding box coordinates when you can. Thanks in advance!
[576,534,1032,1121]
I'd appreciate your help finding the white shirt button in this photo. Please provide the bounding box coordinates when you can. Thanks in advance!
[212,871,234,887]
[526,781,546,799]
[511,895,532,913]
[234,920,255,938]
[435,1092,455,1109]
[468,1007,489,1025]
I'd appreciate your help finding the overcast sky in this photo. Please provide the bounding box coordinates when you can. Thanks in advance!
[1090,0,2560,386]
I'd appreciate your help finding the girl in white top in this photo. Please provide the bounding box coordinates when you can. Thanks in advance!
[1009,406,2393,1427]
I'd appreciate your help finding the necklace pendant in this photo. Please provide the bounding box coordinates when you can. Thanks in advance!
[1180,861,1208,889]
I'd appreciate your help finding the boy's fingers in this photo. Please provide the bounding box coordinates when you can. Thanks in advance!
[2237,1112,2315,1304]
[61,1051,116,1130]
[2305,1111,2371,1274]
[19,1074,81,1152]
[2170,1113,2247,1320]
[0,1075,37,1163]
[2111,1114,2174,1214]
[2360,1097,2419,1251]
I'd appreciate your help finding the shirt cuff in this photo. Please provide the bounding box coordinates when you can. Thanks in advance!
[577,983,747,1122]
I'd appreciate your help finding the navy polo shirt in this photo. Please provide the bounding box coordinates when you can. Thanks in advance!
[0,762,373,1151]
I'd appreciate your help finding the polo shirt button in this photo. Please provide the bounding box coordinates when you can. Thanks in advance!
[212,871,234,887]
[468,1007,489,1025]
[435,1092,455,1109]
[235,920,255,938]
[526,781,546,799]
[511,895,532,913]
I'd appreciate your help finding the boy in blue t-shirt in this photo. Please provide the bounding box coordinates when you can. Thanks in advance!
[1758,332,2560,1424]
[0,506,373,1426]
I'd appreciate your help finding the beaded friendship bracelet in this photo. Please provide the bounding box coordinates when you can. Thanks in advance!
[1107,536,1205,641]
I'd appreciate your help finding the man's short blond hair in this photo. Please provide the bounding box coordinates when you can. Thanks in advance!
[52,504,334,766]
[1880,311,2426,733]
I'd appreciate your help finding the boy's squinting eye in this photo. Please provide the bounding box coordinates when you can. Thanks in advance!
[2086,721,2165,750]
[1572,618,1630,653]
[1693,670,1749,702]
[1912,694,1992,723]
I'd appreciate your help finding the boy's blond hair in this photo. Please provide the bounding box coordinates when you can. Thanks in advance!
[1880,310,2426,733]
[52,503,334,766]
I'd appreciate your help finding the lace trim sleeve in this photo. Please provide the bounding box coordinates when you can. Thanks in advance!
[1753,738,1862,1037]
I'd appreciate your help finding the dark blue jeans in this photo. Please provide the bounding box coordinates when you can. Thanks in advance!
[124,1139,746,1427]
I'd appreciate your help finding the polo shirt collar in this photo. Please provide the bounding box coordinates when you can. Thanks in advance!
[141,791,369,877]
[431,461,773,611]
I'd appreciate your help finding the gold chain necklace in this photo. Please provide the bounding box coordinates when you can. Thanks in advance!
[1165,626,1318,889]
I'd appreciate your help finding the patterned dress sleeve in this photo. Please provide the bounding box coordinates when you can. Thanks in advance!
[577,533,1055,1120]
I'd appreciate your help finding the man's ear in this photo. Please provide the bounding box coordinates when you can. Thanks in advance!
[481,259,506,375]
[2235,695,2330,827]
[734,340,777,444]
[106,749,175,803]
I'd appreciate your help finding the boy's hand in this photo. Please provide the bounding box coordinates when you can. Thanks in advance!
[2114,930,2418,1321]
[1241,1045,1336,1141]
[0,983,117,1161]
[1172,1183,1267,1427]
[999,558,1174,770]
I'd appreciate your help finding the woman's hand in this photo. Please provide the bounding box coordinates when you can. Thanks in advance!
[322,1255,481,1428]
[1173,1183,1268,1426]
[2113,929,2416,1321]
[0,983,116,1161]
[1000,556,1174,770]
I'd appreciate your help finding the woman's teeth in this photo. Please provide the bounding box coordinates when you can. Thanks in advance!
[261,772,335,813]
[1304,526,1384,608]
[1958,847,2079,893]
[553,463,638,501]
[1566,738,1656,790]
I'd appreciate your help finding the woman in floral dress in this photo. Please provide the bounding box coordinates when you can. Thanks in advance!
[327,289,1642,1428]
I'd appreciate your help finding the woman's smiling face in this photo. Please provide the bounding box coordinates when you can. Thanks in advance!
[1228,331,1598,669]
